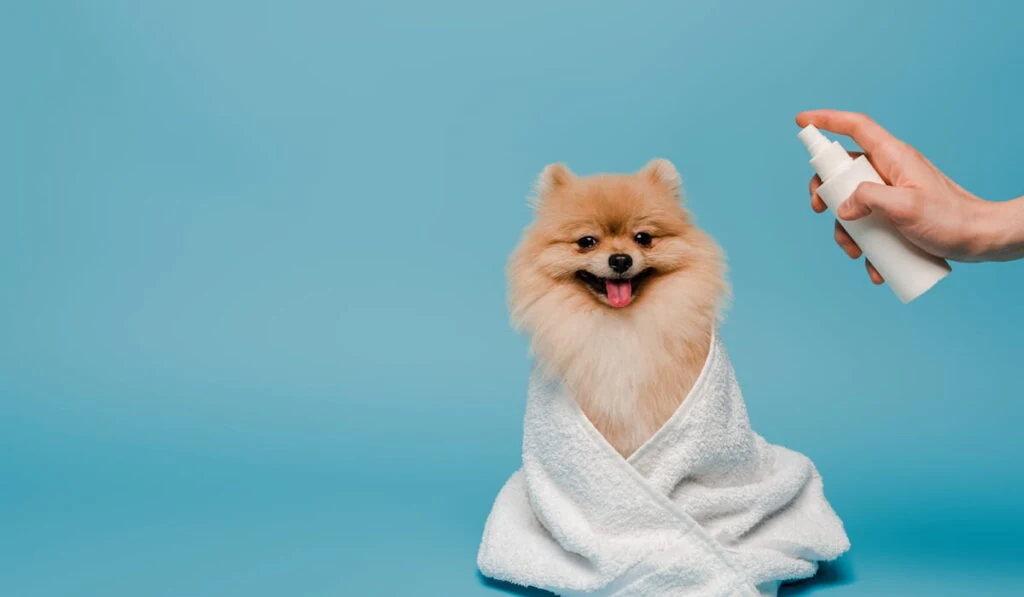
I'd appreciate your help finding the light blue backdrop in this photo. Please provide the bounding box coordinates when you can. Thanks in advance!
[3,1,1023,596]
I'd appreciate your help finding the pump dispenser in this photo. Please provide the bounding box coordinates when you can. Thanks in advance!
[798,125,951,303]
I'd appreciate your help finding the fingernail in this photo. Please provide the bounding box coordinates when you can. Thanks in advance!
[837,201,852,219]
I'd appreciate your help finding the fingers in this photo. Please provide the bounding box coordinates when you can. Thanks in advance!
[808,152,862,214]
[837,185,875,220]
[795,110,898,155]
[833,220,885,284]
[809,176,826,212]
[865,260,884,284]
[834,221,862,258]
[833,220,886,285]
[838,182,918,224]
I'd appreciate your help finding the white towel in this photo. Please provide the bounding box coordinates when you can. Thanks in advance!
[477,333,849,597]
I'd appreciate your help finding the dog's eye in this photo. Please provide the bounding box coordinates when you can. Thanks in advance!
[576,236,599,249]
[633,232,653,247]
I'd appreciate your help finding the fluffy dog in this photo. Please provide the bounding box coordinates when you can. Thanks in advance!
[508,160,727,457]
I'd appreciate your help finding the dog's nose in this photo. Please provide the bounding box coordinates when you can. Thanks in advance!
[608,253,633,274]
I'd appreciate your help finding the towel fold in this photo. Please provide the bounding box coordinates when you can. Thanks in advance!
[478,334,849,597]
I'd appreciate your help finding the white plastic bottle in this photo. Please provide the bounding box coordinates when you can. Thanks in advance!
[798,125,951,303]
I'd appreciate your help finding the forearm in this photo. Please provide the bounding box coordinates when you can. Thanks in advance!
[976,196,1024,262]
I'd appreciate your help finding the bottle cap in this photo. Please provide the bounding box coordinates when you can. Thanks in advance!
[798,125,853,181]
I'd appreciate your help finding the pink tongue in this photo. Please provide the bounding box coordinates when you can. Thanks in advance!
[605,279,632,307]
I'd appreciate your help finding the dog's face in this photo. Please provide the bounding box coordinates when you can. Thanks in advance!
[510,159,719,313]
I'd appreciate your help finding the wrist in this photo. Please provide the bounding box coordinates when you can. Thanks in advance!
[974,196,1024,262]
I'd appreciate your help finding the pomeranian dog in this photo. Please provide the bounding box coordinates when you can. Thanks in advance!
[508,159,727,457]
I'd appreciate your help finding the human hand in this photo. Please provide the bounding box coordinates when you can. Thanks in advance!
[797,110,1024,283]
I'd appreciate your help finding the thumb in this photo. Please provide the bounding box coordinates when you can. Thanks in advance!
[838,182,917,223]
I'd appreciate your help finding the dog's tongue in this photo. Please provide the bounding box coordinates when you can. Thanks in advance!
[605,279,632,307]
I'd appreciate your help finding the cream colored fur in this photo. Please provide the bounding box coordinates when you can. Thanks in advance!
[508,160,727,456]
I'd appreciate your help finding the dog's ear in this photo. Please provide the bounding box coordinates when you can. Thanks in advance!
[530,162,575,208]
[639,158,682,199]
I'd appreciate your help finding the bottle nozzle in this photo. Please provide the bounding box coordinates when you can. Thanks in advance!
[797,124,828,154]
[798,124,852,181]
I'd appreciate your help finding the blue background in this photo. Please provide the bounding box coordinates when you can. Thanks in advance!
[3,1,1023,595]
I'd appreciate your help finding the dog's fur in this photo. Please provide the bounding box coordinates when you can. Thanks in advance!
[508,160,727,457]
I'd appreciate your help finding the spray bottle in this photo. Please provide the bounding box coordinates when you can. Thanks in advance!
[798,125,951,303]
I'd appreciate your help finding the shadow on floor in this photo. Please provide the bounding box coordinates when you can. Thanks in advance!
[780,558,856,596]
[477,572,556,596]
[478,557,855,596]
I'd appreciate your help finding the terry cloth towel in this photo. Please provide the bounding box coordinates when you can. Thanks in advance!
[477,333,849,597]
